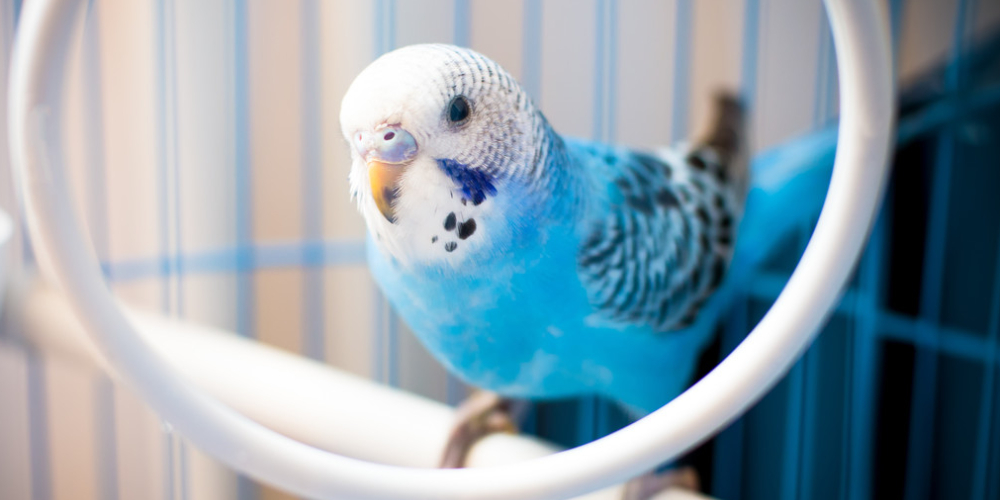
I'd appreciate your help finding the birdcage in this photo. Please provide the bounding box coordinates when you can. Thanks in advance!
[0,0,995,499]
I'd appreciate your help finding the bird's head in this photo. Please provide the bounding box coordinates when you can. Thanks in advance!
[340,44,559,267]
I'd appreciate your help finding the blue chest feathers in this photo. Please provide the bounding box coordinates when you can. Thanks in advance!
[366,221,598,397]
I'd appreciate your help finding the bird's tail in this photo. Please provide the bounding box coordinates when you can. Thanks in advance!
[701,93,745,160]
[683,124,840,347]
[697,92,748,193]
[731,125,840,270]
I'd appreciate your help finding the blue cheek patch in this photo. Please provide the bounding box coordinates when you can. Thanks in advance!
[437,158,498,206]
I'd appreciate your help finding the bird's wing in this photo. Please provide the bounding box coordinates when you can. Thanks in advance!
[575,92,747,333]
[576,144,743,332]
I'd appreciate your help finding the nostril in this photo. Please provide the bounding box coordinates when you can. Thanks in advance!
[362,127,416,163]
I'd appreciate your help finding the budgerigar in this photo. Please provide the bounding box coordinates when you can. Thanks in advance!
[339,43,759,419]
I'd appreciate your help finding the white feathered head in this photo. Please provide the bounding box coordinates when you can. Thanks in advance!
[340,44,556,265]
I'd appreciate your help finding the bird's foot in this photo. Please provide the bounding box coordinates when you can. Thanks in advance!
[621,466,701,500]
[439,391,525,468]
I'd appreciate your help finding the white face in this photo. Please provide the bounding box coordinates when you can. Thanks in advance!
[340,44,542,269]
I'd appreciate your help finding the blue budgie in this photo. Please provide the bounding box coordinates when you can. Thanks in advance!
[340,44,829,471]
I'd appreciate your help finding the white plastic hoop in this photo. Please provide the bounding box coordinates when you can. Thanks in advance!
[7,1,894,499]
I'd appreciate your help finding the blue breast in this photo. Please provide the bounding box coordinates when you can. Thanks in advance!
[366,143,714,413]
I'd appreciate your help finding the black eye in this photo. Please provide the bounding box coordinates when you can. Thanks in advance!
[447,95,471,124]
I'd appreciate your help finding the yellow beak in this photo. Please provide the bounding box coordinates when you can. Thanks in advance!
[368,160,404,223]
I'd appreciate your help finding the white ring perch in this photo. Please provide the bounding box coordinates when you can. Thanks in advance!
[7,0,894,498]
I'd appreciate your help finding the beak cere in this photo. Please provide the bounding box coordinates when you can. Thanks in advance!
[368,160,404,223]
[354,125,418,224]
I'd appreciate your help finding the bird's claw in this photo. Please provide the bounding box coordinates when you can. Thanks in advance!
[439,391,522,468]
[620,466,701,500]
